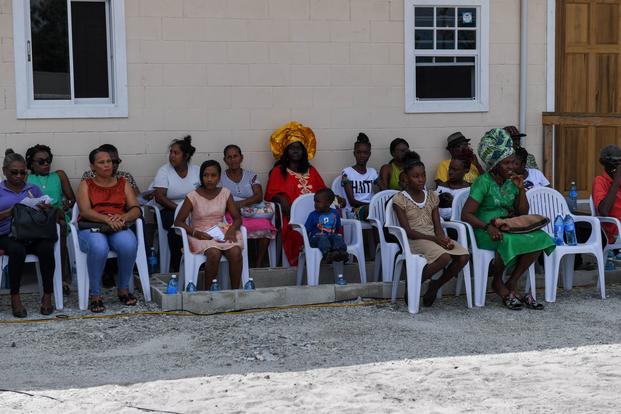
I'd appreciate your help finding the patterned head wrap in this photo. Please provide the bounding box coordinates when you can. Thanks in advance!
[477,128,515,171]
[270,121,317,160]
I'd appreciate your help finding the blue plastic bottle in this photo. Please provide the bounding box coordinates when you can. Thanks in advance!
[243,278,256,290]
[606,251,616,271]
[564,215,577,246]
[568,181,578,213]
[336,273,348,286]
[148,247,158,274]
[186,281,197,292]
[210,279,222,291]
[553,215,565,246]
[166,274,178,294]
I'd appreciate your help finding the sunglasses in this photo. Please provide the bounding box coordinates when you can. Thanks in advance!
[8,169,27,176]
[34,158,51,166]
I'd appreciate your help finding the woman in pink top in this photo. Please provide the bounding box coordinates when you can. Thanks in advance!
[174,160,243,290]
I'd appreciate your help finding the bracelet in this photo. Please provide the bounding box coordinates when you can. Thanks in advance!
[483,223,490,231]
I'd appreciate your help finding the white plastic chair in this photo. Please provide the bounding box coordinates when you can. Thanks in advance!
[527,187,605,302]
[146,201,170,274]
[367,190,399,283]
[453,189,536,307]
[273,202,289,268]
[385,198,472,313]
[289,193,367,286]
[588,196,621,262]
[69,205,152,310]
[0,224,63,310]
[173,202,250,291]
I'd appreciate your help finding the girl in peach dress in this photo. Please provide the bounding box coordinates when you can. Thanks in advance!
[174,160,244,290]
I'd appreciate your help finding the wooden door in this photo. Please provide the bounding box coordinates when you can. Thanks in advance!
[555,0,621,197]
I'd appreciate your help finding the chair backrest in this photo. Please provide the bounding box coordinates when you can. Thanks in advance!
[526,187,570,234]
[589,196,596,216]
[367,190,398,226]
[384,198,398,227]
[450,188,471,221]
[71,204,79,225]
[331,175,346,203]
[290,193,316,227]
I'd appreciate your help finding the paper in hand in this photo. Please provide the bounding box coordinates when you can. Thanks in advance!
[205,225,226,241]
[19,195,52,210]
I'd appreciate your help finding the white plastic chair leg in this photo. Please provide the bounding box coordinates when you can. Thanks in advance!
[296,253,305,286]
[562,254,575,291]
[268,238,277,267]
[544,253,562,303]
[391,255,404,303]
[406,257,424,315]
[372,245,381,282]
[53,240,63,309]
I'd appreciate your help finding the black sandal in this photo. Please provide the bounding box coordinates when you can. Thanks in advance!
[522,294,544,310]
[89,299,105,313]
[503,293,523,310]
[118,293,137,306]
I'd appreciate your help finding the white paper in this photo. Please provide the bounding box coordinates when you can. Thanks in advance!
[206,225,225,241]
[19,195,52,209]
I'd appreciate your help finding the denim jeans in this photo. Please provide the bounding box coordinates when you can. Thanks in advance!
[78,229,138,296]
[309,233,347,256]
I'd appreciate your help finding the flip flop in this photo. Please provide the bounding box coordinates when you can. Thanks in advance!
[522,293,544,310]
[503,293,523,310]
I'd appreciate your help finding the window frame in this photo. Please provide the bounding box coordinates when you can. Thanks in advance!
[12,0,128,119]
[404,0,489,113]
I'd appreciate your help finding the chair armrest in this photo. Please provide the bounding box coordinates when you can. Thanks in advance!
[341,218,363,244]
[571,215,603,245]
[289,222,312,247]
[172,225,192,258]
[385,225,412,258]
[594,216,621,240]
[441,221,466,233]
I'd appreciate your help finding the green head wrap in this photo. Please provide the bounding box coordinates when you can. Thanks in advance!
[477,128,515,171]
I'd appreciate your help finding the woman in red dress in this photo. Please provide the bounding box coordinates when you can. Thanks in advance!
[265,122,326,266]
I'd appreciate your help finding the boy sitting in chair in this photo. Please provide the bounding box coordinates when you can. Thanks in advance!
[305,189,348,263]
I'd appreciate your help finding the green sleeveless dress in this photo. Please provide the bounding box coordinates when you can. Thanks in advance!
[388,162,403,190]
[27,172,70,222]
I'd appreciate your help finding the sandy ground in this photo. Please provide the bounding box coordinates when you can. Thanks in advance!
[1,284,621,413]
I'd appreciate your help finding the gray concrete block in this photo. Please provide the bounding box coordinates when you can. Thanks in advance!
[334,283,366,301]
[235,287,287,310]
[183,290,236,314]
[284,285,335,306]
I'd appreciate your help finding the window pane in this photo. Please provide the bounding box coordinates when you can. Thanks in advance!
[71,1,109,99]
[414,7,434,27]
[436,7,455,27]
[458,8,477,28]
[416,61,475,99]
[435,57,455,63]
[456,57,475,63]
[436,30,455,49]
[415,30,433,49]
[30,0,71,100]
[458,30,477,50]
[416,57,433,63]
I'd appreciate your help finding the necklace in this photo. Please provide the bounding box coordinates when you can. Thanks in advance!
[38,174,50,189]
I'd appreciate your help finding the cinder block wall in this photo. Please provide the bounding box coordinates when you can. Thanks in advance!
[0,0,548,190]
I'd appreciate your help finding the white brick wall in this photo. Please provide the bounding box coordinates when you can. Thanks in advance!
[0,0,548,190]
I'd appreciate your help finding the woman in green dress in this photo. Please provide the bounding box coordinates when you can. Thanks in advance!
[26,144,76,294]
[461,129,555,310]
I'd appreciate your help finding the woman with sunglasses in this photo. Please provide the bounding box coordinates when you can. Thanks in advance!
[26,144,76,295]
[0,149,56,318]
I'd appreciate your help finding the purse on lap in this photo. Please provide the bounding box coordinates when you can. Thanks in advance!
[492,214,550,234]
[10,204,58,242]
[240,201,275,219]
[77,220,136,234]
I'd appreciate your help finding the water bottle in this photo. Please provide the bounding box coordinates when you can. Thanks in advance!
[335,273,347,286]
[606,251,616,271]
[244,278,256,290]
[148,247,158,274]
[210,279,222,291]
[567,181,578,213]
[563,215,577,246]
[166,274,178,294]
[186,281,197,292]
[553,215,565,246]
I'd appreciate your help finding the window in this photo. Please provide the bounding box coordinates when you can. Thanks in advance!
[404,0,489,113]
[12,0,128,118]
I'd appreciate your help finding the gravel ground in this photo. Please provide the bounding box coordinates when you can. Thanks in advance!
[1,282,620,396]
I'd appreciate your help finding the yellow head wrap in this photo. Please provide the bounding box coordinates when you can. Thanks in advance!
[270,121,316,160]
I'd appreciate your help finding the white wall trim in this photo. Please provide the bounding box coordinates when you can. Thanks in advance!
[404,0,490,113]
[12,0,128,119]
[546,0,555,112]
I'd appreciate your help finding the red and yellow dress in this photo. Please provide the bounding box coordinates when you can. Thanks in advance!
[265,166,326,265]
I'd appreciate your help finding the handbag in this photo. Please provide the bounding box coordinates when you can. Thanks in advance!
[492,214,550,234]
[78,220,135,234]
[240,201,275,219]
[10,204,58,242]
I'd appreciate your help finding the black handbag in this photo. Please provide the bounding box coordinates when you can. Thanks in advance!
[77,220,135,234]
[10,204,58,242]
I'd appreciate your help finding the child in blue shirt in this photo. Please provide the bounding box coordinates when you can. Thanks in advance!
[305,188,348,263]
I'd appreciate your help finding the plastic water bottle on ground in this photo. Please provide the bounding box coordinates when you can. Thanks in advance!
[606,251,616,271]
[553,215,565,246]
[567,181,578,213]
[210,279,222,291]
[336,273,347,286]
[166,274,178,294]
[244,278,256,290]
[148,247,158,274]
[563,215,577,246]
[186,281,197,292]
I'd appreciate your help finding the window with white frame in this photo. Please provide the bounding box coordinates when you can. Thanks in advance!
[404,0,489,113]
[12,0,128,119]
